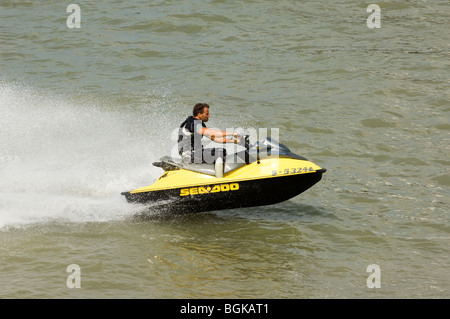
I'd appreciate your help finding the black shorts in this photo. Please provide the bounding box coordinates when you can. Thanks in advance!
[185,148,227,164]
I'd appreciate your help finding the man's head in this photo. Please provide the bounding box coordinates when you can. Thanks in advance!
[193,103,210,122]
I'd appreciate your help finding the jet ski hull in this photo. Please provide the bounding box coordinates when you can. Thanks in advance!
[122,138,326,214]
[122,160,325,214]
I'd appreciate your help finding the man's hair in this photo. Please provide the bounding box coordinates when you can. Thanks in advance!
[193,103,209,116]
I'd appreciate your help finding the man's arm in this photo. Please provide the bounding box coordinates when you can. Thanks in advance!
[199,127,238,143]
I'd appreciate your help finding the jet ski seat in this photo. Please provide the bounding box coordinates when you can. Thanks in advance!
[152,152,250,177]
[153,156,221,177]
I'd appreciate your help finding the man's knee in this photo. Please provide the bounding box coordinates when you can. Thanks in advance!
[202,148,226,164]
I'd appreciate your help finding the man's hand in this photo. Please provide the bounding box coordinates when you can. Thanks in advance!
[233,133,242,144]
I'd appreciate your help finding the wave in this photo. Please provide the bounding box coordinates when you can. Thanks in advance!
[0,81,177,228]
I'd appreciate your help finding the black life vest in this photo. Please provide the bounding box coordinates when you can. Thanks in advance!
[177,116,206,156]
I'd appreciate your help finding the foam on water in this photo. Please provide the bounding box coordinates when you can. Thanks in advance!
[0,82,174,228]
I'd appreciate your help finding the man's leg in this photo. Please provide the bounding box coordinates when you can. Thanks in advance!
[202,148,226,164]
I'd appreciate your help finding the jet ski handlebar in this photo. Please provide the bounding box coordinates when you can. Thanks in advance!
[236,134,251,149]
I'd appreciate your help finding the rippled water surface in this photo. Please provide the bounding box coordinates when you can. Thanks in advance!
[0,1,449,298]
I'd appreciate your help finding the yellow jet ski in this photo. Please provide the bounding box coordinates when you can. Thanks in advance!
[121,137,326,213]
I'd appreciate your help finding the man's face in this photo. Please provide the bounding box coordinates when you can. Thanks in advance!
[198,107,210,122]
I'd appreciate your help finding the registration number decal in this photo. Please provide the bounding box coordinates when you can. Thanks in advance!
[272,167,314,176]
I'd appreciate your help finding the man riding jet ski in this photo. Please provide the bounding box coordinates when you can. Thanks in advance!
[177,103,239,167]
[121,103,326,213]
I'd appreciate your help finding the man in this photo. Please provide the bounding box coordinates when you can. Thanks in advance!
[178,103,239,164]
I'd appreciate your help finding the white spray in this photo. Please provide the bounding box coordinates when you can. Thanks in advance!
[0,82,178,228]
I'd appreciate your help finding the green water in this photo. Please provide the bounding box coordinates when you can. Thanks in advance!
[0,0,448,298]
